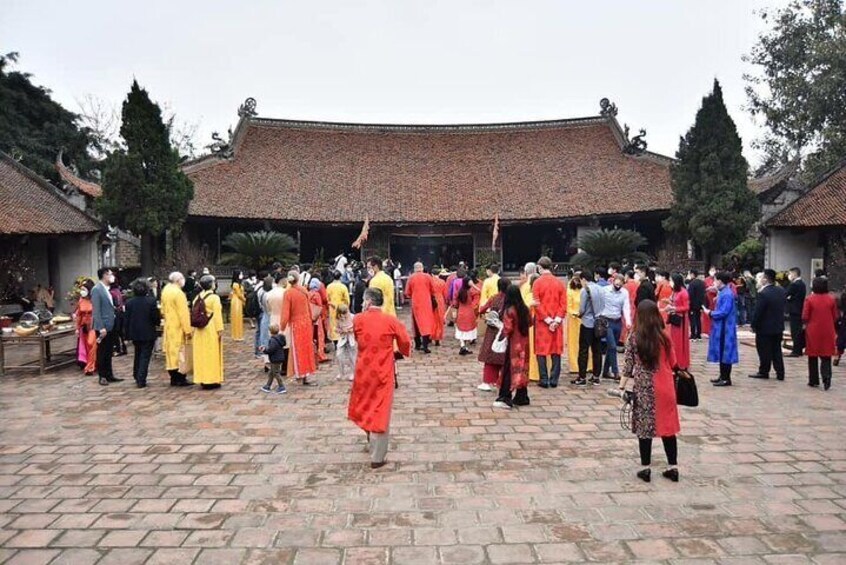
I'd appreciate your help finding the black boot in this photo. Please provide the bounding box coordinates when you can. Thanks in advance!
[422,336,431,354]
[414,336,422,351]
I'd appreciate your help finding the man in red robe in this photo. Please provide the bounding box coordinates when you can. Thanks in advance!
[404,262,436,353]
[280,271,317,385]
[348,288,412,469]
[533,257,567,388]
[622,269,639,341]
[431,272,447,345]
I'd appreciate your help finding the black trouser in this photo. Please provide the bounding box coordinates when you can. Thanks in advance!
[496,357,529,407]
[577,325,601,379]
[96,331,115,380]
[689,309,701,339]
[808,356,832,386]
[113,312,127,354]
[639,436,678,466]
[789,314,804,355]
[719,363,733,382]
[756,333,785,378]
[132,340,155,385]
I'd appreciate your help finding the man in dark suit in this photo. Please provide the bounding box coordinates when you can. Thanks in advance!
[749,269,787,381]
[92,267,123,386]
[687,269,706,340]
[785,267,807,356]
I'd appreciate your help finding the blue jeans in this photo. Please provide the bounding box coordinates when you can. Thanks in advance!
[132,340,155,385]
[537,354,562,387]
[603,318,623,376]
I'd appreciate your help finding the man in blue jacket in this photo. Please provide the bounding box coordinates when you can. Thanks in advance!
[92,267,123,386]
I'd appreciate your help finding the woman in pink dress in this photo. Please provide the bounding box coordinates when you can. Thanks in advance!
[621,299,681,483]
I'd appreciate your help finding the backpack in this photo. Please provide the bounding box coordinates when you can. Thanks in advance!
[191,292,214,329]
[244,289,261,318]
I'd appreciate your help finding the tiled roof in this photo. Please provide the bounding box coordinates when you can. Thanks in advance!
[55,152,103,197]
[0,152,102,235]
[767,158,846,228]
[185,117,673,224]
[748,158,801,195]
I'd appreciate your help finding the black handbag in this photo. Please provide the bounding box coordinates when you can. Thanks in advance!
[674,369,699,407]
[585,286,608,338]
[668,313,683,326]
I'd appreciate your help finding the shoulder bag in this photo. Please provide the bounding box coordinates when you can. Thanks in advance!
[674,368,699,407]
[585,286,608,338]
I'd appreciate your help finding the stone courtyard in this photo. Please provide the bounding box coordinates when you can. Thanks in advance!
[1,315,845,564]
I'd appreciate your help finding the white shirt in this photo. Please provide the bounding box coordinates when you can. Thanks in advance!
[334,255,348,274]
[100,281,114,305]
[600,285,632,327]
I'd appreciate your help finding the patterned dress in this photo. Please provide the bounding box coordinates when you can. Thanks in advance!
[622,333,680,439]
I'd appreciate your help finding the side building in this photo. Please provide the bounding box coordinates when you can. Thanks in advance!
[182,99,674,272]
[0,152,102,312]
[765,157,846,289]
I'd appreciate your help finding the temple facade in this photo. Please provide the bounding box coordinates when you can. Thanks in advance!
[182,99,675,271]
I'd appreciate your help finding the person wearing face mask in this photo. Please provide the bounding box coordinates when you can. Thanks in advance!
[161,272,194,387]
[599,273,633,382]
[91,268,122,386]
[704,272,739,387]
[686,270,706,341]
[634,266,656,307]
[366,257,396,317]
[230,269,246,342]
[785,267,807,357]
[74,279,98,376]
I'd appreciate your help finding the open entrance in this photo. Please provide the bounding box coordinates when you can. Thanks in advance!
[389,234,474,270]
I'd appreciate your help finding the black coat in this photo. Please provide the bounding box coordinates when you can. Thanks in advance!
[785,279,806,317]
[751,284,786,336]
[687,278,706,310]
[123,295,161,342]
[352,280,367,314]
[635,280,656,306]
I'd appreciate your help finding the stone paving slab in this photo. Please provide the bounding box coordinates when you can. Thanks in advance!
[1,312,845,564]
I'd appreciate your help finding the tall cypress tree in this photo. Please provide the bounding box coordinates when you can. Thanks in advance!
[98,81,194,273]
[663,80,758,265]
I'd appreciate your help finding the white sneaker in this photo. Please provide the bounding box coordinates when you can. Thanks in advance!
[477,383,493,391]
[492,400,512,410]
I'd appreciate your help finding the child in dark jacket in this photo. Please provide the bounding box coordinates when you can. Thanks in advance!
[262,324,288,394]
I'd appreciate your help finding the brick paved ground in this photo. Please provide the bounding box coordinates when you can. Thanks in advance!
[1,313,845,564]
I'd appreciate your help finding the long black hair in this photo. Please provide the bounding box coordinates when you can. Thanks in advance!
[457,276,471,304]
[504,284,530,336]
[671,273,684,292]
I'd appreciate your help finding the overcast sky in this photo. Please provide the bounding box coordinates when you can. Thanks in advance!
[3,0,787,164]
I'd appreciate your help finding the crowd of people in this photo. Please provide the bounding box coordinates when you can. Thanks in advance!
[64,254,845,474]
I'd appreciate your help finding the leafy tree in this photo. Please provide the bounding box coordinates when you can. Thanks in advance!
[99,81,194,274]
[569,229,649,270]
[0,52,95,183]
[744,0,846,178]
[725,238,765,271]
[663,80,758,266]
[220,231,299,271]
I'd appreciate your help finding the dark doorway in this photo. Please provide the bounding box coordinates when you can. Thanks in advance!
[390,234,473,271]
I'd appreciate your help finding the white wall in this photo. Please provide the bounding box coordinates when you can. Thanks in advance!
[765,229,823,276]
[55,234,99,313]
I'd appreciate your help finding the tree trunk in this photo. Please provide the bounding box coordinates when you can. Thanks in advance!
[140,232,155,275]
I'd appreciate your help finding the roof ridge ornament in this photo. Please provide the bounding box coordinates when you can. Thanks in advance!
[622,124,647,155]
[237,97,257,118]
[206,128,234,158]
[599,98,618,117]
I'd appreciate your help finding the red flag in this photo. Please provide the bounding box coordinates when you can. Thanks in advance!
[352,216,370,249]
[492,213,500,250]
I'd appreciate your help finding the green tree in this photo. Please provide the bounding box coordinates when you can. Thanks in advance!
[220,231,299,271]
[569,229,649,270]
[0,52,95,183]
[98,81,194,274]
[663,80,758,266]
[744,0,846,178]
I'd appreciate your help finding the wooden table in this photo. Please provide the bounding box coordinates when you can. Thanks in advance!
[0,326,78,377]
